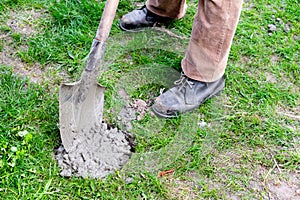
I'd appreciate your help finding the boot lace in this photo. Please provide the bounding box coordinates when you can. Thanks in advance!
[174,73,194,92]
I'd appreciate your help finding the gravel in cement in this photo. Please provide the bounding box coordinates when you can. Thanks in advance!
[54,122,132,179]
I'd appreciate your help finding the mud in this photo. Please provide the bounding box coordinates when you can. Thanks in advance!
[54,122,133,178]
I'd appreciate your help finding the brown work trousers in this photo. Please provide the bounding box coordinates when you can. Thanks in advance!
[146,0,243,82]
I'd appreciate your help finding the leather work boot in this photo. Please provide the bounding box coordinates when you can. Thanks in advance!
[119,6,172,31]
[152,73,225,118]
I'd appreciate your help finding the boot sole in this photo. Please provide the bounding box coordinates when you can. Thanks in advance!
[119,22,148,33]
[119,21,171,33]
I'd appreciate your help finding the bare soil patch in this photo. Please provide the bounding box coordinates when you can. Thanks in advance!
[0,9,68,84]
[209,148,300,199]
[163,173,201,200]
[6,9,44,36]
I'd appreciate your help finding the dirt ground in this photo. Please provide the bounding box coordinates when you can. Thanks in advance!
[0,9,68,84]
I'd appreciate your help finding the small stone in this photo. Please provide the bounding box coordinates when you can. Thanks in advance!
[17,130,28,137]
[198,120,207,128]
[125,177,134,184]
[276,18,283,24]
[60,169,72,177]
[268,24,276,32]
[284,24,290,33]
[11,146,18,152]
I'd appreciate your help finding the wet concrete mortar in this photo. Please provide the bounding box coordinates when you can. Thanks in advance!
[54,98,146,179]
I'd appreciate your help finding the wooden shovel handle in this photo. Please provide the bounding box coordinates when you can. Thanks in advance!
[95,0,119,42]
[83,0,119,73]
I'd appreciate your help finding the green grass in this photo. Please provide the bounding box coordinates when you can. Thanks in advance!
[1,0,299,199]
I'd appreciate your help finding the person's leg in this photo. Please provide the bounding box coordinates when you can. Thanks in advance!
[146,0,186,19]
[152,0,243,118]
[182,0,243,82]
[119,0,186,31]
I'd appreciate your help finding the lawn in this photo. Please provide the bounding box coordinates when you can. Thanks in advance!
[0,0,299,199]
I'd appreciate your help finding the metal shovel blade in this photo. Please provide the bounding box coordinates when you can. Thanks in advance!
[58,0,119,152]
[59,39,106,153]
[59,79,104,152]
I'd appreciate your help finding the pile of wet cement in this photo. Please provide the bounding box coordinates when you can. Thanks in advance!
[54,122,133,178]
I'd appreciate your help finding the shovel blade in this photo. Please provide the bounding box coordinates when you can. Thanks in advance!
[59,80,105,152]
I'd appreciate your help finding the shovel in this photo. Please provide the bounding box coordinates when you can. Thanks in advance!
[59,0,119,152]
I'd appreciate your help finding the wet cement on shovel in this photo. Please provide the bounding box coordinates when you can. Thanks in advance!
[54,122,133,178]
